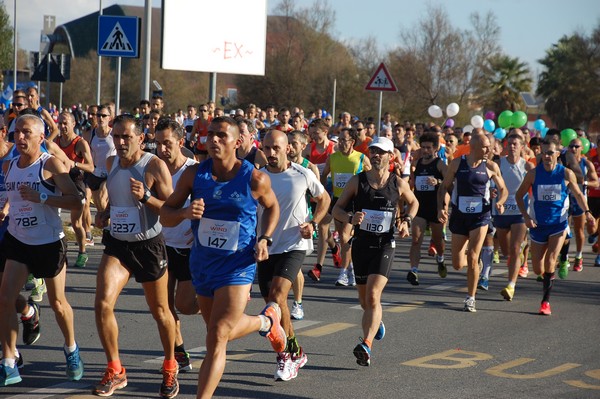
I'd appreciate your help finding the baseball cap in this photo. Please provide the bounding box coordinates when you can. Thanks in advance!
[368,136,394,153]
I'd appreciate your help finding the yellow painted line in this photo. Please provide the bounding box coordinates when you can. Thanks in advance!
[385,301,425,313]
[402,349,493,369]
[227,353,256,360]
[298,322,355,337]
[486,358,581,379]
[564,369,600,389]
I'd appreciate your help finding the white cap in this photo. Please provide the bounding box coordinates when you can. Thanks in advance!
[369,136,394,153]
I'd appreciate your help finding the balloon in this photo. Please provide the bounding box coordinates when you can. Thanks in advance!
[445,118,455,128]
[534,119,546,131]
[498,110,514,129]
[561,128,577,147]
[581,137,591,154]
[511,111,528,128]
[463,124,474,133]
[494,128,507,140]
[483,119,495,133]
[446,103,460,117]
[541,127,549,138]
[428,105,443,118]
[484,111,496,121]
[470,115,484,129]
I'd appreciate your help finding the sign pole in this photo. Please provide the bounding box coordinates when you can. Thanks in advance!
[97,0,103,105]
[59,82,63,111]
[115,57,121,115]
[377,91,383,137]
[332,78,337,123]
[46,53,51,109]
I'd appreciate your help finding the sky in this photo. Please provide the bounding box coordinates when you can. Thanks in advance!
[4,0,599,77]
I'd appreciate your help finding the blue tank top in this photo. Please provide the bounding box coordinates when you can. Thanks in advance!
[451,156,491,214]
[530,163,569,226]
[190,159,258,275]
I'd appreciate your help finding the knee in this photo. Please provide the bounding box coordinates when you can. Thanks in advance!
[49,297,69,316]
[269,285,288,305]
[175,297,199,315]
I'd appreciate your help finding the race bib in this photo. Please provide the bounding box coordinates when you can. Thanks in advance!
[12,201,47,229]
[458,196,483,213]
[110,206,142,235]
[334,173,352,189]
[359,209,393,233]
[415,175,435,191]
[503,194,519,215]
[198,217,240,251]
[538,184,561,202]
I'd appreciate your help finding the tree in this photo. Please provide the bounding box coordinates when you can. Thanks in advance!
[0,1,14,72]
[484,54,532,113]
[537,27,600,129]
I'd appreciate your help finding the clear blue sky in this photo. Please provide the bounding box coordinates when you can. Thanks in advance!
[6,0,599,76]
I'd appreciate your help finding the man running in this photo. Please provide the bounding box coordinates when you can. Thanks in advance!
[332,136,418,367]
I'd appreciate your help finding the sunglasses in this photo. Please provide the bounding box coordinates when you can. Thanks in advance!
[543,150,558,156]
[13,103,24,107]
[96,114,110,118]
[88,113,96,117]
[200,109,208,112]
[569,145,581,149]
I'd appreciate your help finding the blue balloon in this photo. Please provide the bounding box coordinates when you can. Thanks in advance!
[494,127,507,140]
[534,119,546,131]
[541,127,549,138]
[484,119,495,133]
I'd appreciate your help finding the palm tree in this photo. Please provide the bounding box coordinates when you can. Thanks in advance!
[485,54,533,113]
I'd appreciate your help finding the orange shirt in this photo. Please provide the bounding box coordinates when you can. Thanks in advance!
[453,143,470,158]
[354,137,372,155]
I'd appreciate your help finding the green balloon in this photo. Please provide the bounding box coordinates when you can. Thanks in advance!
[511,111,528,128]
[581,137,591,154]
[561,129,577,147]
[498,110,513,129]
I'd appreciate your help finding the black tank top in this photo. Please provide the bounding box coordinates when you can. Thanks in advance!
[413,157,443,204]
[353,171,399,240]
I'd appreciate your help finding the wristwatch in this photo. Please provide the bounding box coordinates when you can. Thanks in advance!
[258,235,273,246]
[139,188,152,203]
[310,220,318,230]
[39,192,48,204]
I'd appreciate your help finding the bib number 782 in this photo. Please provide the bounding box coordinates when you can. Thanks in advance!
[15,216,38,228]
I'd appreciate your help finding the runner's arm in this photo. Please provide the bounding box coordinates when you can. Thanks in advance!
[160,164,203,227]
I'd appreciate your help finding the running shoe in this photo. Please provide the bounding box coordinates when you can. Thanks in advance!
[307,264,321,282]
[519,264,529,278]
[573,257,583,272]
[406,271,419,286]
[292,347,308,369]
[492,250,500,264]
[93,367,127,397]
[501,285,515,301]
[290,301,304,320]
[558,260,569,279]
[29,279,46,303]
[353,341,371,366]
[539,301,552,316]
[274,352,296,381]
[0,364,21,386]
[159,367,179,398]
[374,321,385,341]
[75,252,89,268]
[259,302,286,353]
[594,241,600,253]
[477,277,489,291]
[437,260,447,278]
[24,274,39,291]
[463,297,476,312]
[595,254,600,266]
[65,344,84,381]
[428,241,437,257]
[347,268,356,286]
[331,244,342,268]
[86,233,95,246]
[16,352,23,369]
[335,269,349,286]
[22,301,41,345]
[175,351,192,372]
[587,233,597,244]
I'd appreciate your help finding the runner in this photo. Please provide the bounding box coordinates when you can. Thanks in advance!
[0,115,84,385]
[515,138,594,315]
[160,116,286,398]
[332,136,418,366]
[92,114,179,398]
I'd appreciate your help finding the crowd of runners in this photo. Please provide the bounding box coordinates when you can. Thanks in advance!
[0,94,598,398]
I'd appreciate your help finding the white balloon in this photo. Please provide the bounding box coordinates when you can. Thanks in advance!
[446,102,460,117]
[428,105,443,119]
[470,115,484,129]
[463,124,474,133]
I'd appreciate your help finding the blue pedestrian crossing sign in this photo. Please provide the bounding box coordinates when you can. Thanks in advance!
[98,15,140,58]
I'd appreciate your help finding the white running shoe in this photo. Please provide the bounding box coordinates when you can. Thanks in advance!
[274,352,297,381]
[290,301,304,320]
[335,269,349,286]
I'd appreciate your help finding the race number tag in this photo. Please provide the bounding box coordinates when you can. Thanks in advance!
[334,173,352,190]
[503,194,519,215]
[359,209,393,233]
[538,184,561,202]
[415,175,435,191]
[13,201,46,229]
[198,217,240,251]
[110,207,142,235]
[458,196,483,213]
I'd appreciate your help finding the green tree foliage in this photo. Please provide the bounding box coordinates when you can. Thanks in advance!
[537,27,600,129]
[484,54,532,114]
[0,0,14,71]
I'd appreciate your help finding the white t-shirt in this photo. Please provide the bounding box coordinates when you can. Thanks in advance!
[258,162,325,255]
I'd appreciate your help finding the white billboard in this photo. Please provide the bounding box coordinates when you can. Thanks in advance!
[161,0,267,76]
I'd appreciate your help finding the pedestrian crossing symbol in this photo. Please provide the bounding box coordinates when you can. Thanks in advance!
[97,15,140,58]
[365,63,398,92]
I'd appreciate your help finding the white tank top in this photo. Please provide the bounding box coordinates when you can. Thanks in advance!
[162,157,197,248]
[106,152,162,242]
[90,128,116,177]
[6,152,65,244]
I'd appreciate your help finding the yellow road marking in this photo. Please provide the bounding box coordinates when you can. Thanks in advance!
[486,358,581,379]
[298,322,355,337]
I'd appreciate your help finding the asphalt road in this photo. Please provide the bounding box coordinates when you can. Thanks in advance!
[2,215,600,399]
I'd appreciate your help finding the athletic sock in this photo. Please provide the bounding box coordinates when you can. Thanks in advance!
[508,281,516,288]
[481,246,494,279]
[175,343,186,353]
[22,304,35,319]
[576,251,583,258]
[436,255,444,262]
[542,272,555,302]
[163,358,177,371]
[559,241,570,262]
[316,264,323,272]
[2,358,16,368]
[286,336,299,355]
[411,266,418,273]
[363,339,372,349]
[108,360,122,373]
[64,343,77,354]
[258,315,271,333]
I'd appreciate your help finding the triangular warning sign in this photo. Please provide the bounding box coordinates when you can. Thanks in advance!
[101,22,133,52]
[365,63,398,92]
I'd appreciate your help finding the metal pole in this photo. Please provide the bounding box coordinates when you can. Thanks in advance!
[96,0,103,104]
[59,82,63,111]
[377,91,383,137]
[141,0,151,101]
[209,73,217,102]
[46,53,51,109]
[331,78,337,123]
[12,0,17,91]
[115,57,121,116]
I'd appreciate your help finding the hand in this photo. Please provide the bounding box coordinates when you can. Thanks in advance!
[95,209,110,229]
[352,211,366,226]
[397,222,410,238]
[18,185,41,202]
[524,215,537,229]
[299,222,313,239]
[254,239,269,262]
[129,177,145,201]
[438,208,448,224]
[495,202,505,215]
[184,198,205,220]
[427,176,438,186]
